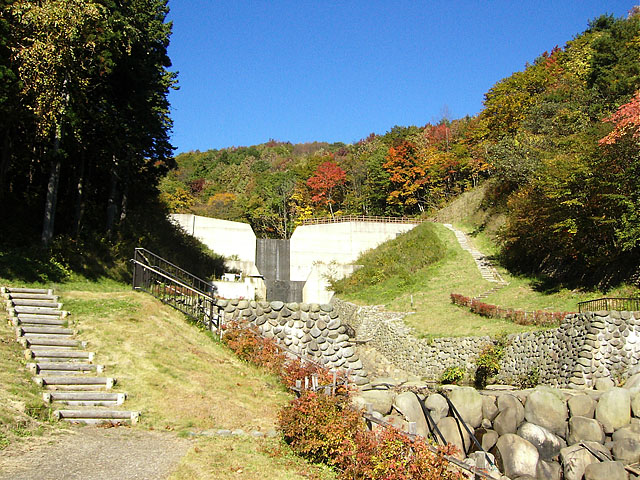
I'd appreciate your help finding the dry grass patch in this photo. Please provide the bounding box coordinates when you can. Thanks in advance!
[169,436,336,480]
[62,290,292,433]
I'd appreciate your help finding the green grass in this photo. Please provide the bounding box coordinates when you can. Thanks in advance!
[337,223,542,338]
[332,221,447,293]
[335,187,639,339]
[454,222,639,312]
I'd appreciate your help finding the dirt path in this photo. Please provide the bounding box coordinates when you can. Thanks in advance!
[0,426,192,480]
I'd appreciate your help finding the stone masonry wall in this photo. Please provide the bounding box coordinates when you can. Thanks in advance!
[501,311,640,388]
[332,299,490,380]
[333,299,640,386]
[217,298,367,384]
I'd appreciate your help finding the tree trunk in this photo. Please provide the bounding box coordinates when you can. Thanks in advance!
[74,150,86,237]
[106,159,119,236]
[41,123,63,247]
[119,182,128,223]
[0,131,10,198]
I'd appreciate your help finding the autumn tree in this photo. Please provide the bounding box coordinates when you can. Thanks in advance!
[10,0,106,246]
[306,160,346,219]
[599,90,640,145]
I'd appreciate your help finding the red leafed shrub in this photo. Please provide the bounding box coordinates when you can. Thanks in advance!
[450,293,471,307]
[451,292,572,327]
[278,392,463,480]
[278,392,364,467]
[222,321,285,374]
[338,427,462,480]
[223,321,346,391]
[470,300,498,318]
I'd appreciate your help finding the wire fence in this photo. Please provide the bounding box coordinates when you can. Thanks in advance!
[578,297,640,313]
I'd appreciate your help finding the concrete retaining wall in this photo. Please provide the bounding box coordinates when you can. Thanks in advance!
[289,221,417,283]
[170,214,256,263]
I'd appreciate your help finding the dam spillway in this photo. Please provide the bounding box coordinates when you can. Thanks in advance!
[170,214,418,303]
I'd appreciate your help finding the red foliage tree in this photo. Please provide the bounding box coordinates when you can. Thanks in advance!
[599,90,640,145]
[306,161,347,218]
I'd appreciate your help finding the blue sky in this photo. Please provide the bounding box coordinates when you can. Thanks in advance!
[166,1,635,154]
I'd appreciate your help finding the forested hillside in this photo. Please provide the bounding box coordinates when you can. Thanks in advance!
[165,9,640,288]
[0,0,224,280]
[1,2,638,289]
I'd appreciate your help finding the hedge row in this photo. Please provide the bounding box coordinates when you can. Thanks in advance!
[450,293,572,327]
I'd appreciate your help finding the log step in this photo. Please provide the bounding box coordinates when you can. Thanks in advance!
[12,316,67,326]
[28,362,103,374]
[53,409,139,424]
[3,287,51,294]
[21,337,85,348]
[17,326,74,336]
[27,349,94,361]
[44,392,126,406]
[8,299,62,308]
[13,314,68,323]
[35,376,115,389]
[11,306,65,316]
[6,293,57,301]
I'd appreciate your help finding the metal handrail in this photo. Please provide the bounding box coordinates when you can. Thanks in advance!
[131,248,221,335]
[134,247,214,296]
[578,297,640,313]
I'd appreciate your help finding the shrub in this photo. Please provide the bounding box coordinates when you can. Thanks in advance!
[222,321,285,374]
[278,392,463,480]
[517,368,540,389]
[278,391,364,467]
[474,342,505,388]
[440,366,466,385]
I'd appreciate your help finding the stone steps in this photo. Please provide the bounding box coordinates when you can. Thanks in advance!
[3,286,140,425]
[442,224,509,295]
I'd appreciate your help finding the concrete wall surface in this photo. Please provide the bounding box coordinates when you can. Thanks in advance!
[303,262,361,304]
[213,278,259,300]
[170,214,256,263]
[290,221,416,282]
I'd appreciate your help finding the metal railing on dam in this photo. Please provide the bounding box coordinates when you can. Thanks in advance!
[578,297,640,313]
[299,215,425,226]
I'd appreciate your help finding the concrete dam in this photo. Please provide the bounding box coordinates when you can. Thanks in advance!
[171,214,418,304]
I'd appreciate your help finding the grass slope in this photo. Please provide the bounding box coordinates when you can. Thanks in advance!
[335,222,540,338]
[334,183,639,338]
[0,281,334,479]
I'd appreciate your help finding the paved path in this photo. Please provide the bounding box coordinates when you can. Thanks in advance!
[0,427,192,480]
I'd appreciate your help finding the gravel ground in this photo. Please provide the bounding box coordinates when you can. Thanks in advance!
[0,426,192,480]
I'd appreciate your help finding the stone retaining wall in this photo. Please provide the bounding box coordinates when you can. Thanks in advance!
[217,299,367,384]
[333,299,640,387]
[354,382,640,479]
[502,311,640,388]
